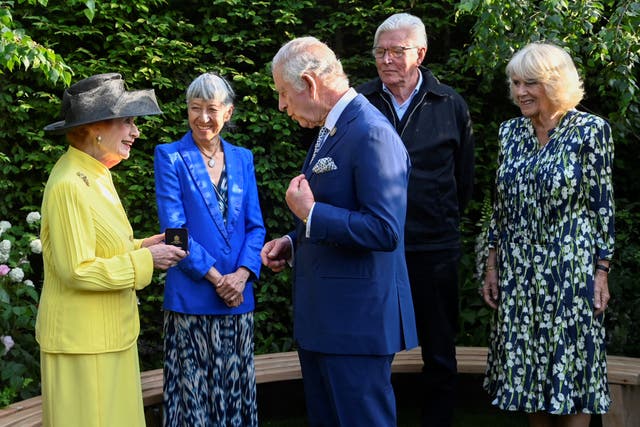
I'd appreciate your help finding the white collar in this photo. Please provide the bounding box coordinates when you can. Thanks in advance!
[323,88,357,131]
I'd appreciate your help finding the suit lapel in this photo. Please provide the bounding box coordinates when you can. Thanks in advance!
[301,128,320,174]
[301,144,315,174]
[179,133,229,241]
[305,95,361,179]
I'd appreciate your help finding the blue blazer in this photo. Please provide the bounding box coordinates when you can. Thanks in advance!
[154,132,266,315]
[291,94,418,355]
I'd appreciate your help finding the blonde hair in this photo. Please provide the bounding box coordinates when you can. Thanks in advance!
[506,42,584,111]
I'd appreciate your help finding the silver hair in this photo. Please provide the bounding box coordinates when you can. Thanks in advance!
[271,36,349,92]
[185,72,235,106]
[373,13,428,48]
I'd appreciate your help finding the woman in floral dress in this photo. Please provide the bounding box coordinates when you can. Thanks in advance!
[480,42,615,427]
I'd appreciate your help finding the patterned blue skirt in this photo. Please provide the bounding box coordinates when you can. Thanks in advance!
[163,311,257,427]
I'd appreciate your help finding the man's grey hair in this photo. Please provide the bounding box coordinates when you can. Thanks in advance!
[271,36,349,92]
[373,13,428,48]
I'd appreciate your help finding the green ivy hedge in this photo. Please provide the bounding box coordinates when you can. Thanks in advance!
[1,0,639,405]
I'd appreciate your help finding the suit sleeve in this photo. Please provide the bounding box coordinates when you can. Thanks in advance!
[154,144,216,279]
[46,181,153,292]
[235,151,266,278]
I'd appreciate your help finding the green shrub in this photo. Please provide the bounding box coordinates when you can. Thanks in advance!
[605,201,640,356]
[0,214,42,405]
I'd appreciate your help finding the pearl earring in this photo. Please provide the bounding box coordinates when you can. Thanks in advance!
[96,135,102,144]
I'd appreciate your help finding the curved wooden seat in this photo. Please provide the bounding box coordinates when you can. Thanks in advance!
[1,347,638,427]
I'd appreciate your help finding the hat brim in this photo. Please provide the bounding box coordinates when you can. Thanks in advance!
[44,89,163,134]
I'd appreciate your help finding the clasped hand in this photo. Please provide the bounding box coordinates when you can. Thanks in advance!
[216,268,250,308]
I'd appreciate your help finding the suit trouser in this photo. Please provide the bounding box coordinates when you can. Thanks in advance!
[406,249,460,427]
[297,348,396,427]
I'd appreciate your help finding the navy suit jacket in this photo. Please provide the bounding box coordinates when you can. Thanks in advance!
[154,132,265,315]
[290,94,418,355]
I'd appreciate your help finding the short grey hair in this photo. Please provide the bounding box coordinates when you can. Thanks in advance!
[373,13,428,48]
[185,72,235,106]
[271,36,349,92]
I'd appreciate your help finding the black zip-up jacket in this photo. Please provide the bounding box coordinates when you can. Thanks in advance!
[357,67,475,252]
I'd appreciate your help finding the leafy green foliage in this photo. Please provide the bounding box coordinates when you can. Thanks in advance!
[0,1,73,85]
[0,214,41,405]
[1,0,639,407]
[605,201,640,355]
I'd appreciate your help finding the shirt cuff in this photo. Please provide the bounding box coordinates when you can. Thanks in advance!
[304,203,316,238]
[284,235,294,267]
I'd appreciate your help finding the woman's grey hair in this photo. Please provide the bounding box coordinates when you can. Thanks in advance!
[506,42,584,111]
[185,72,235,106]
[271,36,349,93]
[373,13,428,48]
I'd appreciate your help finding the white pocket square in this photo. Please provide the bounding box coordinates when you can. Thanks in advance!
[312,157,338,174]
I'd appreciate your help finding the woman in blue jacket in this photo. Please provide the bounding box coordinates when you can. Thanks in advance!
[154,72,266,426]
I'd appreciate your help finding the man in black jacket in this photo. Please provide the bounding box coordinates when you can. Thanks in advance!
[357,12,475,427]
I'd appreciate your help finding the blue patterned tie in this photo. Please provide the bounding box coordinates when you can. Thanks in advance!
[311,126,330,162]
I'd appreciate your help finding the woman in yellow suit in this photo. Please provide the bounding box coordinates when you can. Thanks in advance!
[36,73,187,427]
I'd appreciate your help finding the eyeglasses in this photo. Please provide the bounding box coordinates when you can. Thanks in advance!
[371,46,418,59]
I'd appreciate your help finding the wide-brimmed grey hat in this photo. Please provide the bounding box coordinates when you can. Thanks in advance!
[44,73,162,134]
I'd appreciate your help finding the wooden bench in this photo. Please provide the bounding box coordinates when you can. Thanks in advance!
[1,347,638,426]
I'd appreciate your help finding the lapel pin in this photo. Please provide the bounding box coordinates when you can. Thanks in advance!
[329,127,337,136]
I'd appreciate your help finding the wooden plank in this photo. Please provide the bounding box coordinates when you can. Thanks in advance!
[139,368,165,407]
[0,396,42,427]
[602,383,640,427]
[606,356,640,386]
[142,390,163,407]
[604,384,626,427]
[255,351,302,383]
[0,404,42,427]
[141,377,164,407]
[0,396,41,416]
[391,347,487,375]
[140,368,162,381]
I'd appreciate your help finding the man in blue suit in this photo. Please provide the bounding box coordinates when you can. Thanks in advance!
[261,37,418,427]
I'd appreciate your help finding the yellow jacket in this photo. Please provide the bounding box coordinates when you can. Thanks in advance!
[36,146,153,354]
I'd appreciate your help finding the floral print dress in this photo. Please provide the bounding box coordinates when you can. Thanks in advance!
[484,110,615,414]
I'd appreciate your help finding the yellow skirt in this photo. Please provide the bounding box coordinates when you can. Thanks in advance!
[40,345,145,427]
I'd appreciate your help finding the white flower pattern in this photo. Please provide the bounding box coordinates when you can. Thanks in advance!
[483,111,614,415]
